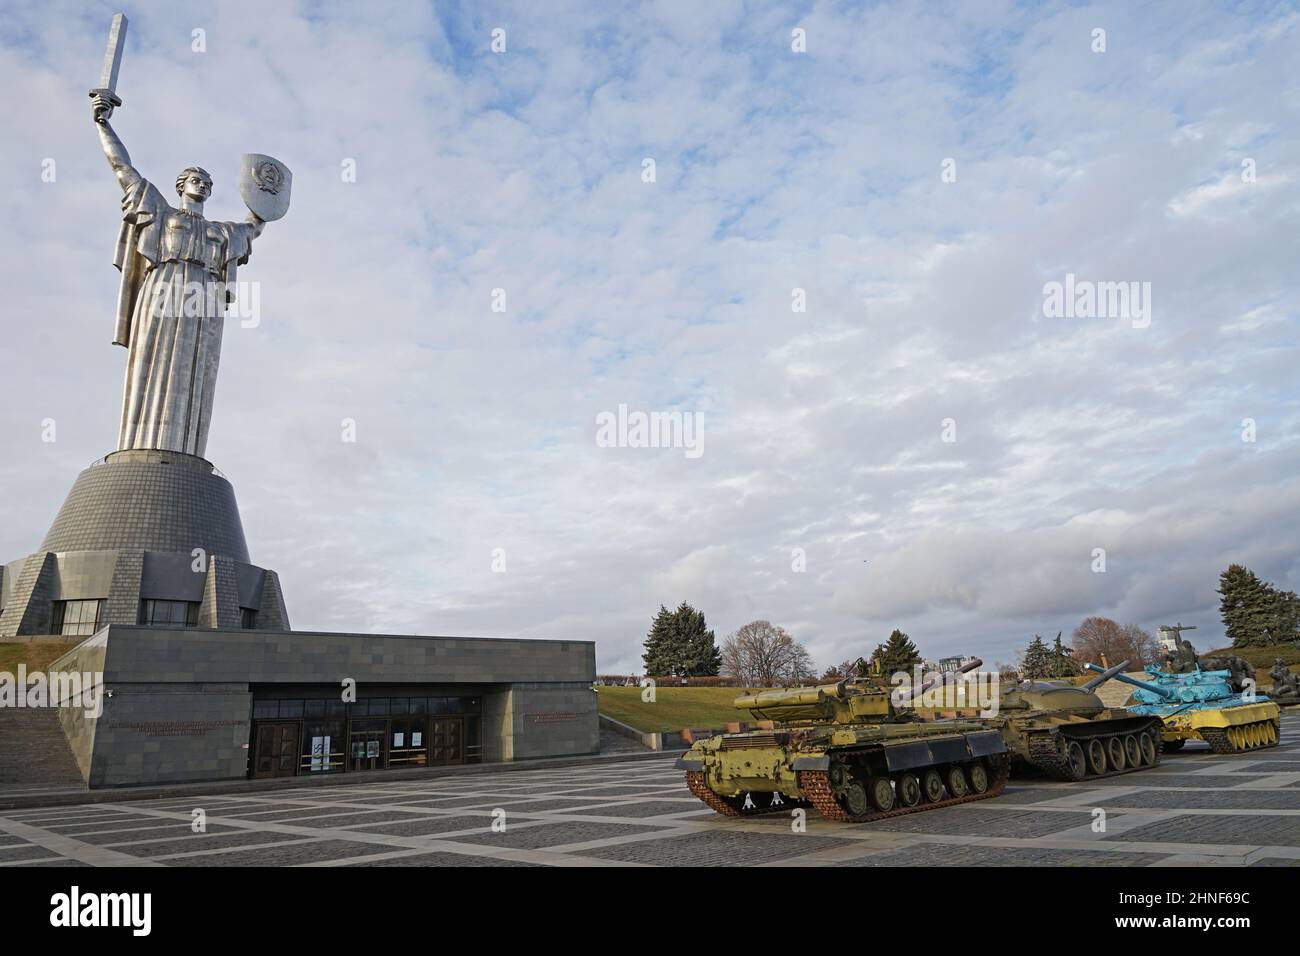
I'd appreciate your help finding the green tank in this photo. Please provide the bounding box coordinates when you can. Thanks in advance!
[676,659,1010,822]
[978,661,1166,780]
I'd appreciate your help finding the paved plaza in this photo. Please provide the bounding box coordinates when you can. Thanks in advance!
[1,712,1297,867]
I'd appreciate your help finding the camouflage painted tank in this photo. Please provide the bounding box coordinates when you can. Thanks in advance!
[677,660,1010,823]
[978,661,1166,780]
[1086,663,1282,754]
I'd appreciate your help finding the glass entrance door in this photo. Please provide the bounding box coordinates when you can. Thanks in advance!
[349,719,387,771]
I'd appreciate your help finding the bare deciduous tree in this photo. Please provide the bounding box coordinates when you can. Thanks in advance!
[721,620,816,687]
[1071,617,1158,667]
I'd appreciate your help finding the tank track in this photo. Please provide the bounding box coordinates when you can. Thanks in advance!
[1025,726,1160,781]
[795,754,1010,823]
[1199,719,1281,754]
[684,771,809,817]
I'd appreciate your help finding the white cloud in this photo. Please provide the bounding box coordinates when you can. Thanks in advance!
[2,1,1298,675]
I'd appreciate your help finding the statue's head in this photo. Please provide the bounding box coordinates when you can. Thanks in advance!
[175,166,213,202]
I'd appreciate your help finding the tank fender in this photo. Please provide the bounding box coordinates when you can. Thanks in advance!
[882,731,1007,772]
[792,755,830,770]
[967,730,1007,757]
[675,752,706,771]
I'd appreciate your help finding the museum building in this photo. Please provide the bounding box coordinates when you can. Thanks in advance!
[0,450,599,789]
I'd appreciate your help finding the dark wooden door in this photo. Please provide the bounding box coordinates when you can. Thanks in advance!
[429,718,464,765]
[253,722,299,778]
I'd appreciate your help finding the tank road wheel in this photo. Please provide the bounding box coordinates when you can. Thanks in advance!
[869,776,896,812]
[828,763,848,789]
[1162,738,1185,752]
[1123,734,1141,767]
[843,781,870,817]
[945,765,969,798]
[1106,736,1127,772]
[922,769,946,803]
[1064,741,1087,781]
[1267,720,1280,746]
[1138,732,1158,766]
[967,761,990,794]
[896,773,922,808]
[1086,739,1108,776]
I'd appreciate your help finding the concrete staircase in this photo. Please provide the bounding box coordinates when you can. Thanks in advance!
[1095,673,1144,709]
[0,706,86,788]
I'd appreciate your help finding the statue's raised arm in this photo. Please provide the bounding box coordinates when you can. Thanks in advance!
[90,93,142,193]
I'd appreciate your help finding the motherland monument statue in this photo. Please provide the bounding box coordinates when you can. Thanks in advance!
[0,13,295,638]
[89,13,291,458]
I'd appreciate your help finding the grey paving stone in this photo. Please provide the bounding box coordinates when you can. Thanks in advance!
[350,816,492,837]
[1249,856,1300,866]
[1232,762,1300,773]
[988,787,1072,806]
[20,859,91,867]
[1093,789,1300,810]
[284,810,437,829]
[483,798,639,813]
[396,795,514,809]
[73,823,240,845]
[46,816,175,834]
[865,808,1107,838]
[582,830,854,866]
[842,843,1170,867]
[552,800,705,818]
[553,785,670,797]
[447,820,662,849]
[0,844,51,863]
[183,839,394,866]
[354,851,541,867]
[1081,773,1257,789]
[1104,814,1300,847]
[116,830,315,858]
[210,804,366,821]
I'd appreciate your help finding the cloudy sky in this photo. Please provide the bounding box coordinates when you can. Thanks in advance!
[1,1,1297,673]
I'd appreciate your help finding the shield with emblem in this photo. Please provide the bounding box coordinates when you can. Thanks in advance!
[238,153,292,221]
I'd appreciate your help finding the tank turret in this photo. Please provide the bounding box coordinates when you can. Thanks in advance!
[736,658,982,724]
[1084,663,1232,704]
[1084,662,1281,754]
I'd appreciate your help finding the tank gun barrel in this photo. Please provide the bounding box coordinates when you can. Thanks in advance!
[1084,662,1176,700]
[899,657,983,702]
[1080,659,1131,691]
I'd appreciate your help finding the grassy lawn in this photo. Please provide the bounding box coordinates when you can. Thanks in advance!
[596,685,761,734]
[0,642,75,675]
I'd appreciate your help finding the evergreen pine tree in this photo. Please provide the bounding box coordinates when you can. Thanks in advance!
[1020,634,1053,679]
[641,603,721,676]
[675,601,722,676]
[642,605,681,676]
[1263,589,1300,646]
[876,629,922,675]
[1049,633,1081,677]
[1219,564,1276,648]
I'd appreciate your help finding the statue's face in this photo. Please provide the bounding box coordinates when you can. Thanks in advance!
[181,171,213,202]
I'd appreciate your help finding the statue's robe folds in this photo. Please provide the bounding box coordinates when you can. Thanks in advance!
[113,172,254,458]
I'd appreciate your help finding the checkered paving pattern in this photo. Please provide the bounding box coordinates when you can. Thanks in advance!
[0,712,1296,866]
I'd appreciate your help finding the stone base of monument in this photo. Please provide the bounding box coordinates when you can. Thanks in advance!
[0,450,288,637]
[0,450,599,789]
